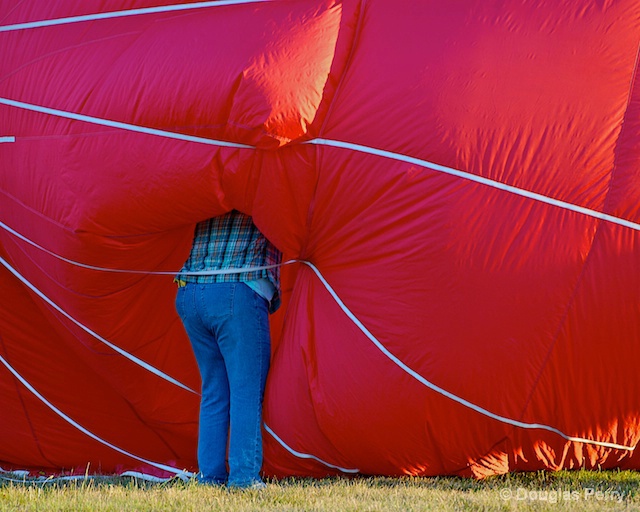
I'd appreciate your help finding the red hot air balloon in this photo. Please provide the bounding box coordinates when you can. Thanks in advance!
[1,0,639,480]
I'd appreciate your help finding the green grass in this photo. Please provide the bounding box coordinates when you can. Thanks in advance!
[1,470,639,511]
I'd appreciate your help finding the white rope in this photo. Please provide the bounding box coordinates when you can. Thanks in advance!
[0,255,197,395]
[0,97,252,149]
[0,469,177,484]
[263,423,359,474]
[0,353,195,479]
[2,96,638,232]
[0,219,296,276]
[0,230,346,477]
[0,136,15,143]
[2,95,637,454]
[0,316,344,481]
[0,0,274,32]
[305,138,640,232]
[1,222,364,473]
[300,260,636,452]
[1,222,635,450]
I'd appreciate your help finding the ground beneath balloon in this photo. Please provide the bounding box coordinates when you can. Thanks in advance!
[0,470,638,511]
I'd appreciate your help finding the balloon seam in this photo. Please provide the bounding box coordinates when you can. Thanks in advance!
[599,41,640,217]
[316,0,368,138]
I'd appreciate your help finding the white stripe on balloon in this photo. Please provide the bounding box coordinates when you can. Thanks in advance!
[0,0,274,32]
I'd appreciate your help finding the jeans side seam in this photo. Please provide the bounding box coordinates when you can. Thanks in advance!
[254,290,267,479]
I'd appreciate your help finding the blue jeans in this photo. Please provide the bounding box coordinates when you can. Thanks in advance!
[175,282,271,487]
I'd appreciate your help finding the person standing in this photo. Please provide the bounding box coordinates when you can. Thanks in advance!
[175,210,282,489]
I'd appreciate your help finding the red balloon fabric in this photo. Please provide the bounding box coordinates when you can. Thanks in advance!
[1,0,639,479]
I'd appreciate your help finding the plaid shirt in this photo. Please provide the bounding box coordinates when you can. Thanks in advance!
[177,211,282,312]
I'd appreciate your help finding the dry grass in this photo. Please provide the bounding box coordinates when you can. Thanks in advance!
[1,470,639,511]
